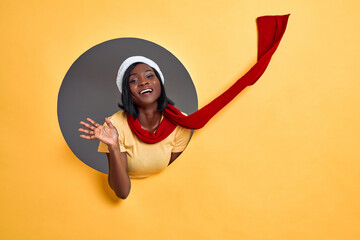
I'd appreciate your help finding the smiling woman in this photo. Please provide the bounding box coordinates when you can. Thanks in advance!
[78,56,192,199]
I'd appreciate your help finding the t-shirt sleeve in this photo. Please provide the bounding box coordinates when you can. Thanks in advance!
[97,119,126,153]
[172,126,192,153]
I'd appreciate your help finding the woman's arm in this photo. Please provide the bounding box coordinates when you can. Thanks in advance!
[106,145,131,199]
[79,117,131,199]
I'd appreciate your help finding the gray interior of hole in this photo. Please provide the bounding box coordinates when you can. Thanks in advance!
[57,38,198,174]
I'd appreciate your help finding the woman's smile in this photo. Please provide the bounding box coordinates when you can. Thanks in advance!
[139,88,153,95]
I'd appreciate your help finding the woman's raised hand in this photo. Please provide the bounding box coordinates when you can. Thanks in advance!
[79,118,119,146]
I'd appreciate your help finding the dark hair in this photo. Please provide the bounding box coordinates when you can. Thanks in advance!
[118,62,174,118]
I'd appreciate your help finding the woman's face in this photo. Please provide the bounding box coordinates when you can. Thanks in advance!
[128,63,161,107]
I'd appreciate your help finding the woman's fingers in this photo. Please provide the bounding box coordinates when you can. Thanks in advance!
[79,134,96,140]
[78,128,95,140]
[87,118,100,128]
[78,128,94,135]
[79,121,96,130]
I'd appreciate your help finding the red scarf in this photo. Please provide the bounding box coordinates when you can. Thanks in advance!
[127,14,290,144]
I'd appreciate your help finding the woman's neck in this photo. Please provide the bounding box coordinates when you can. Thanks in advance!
[137,104,162,132]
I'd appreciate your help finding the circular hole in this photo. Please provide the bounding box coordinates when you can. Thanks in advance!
[57,38,198,174]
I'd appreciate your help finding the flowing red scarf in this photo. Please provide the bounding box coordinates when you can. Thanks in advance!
[127,14,290,144]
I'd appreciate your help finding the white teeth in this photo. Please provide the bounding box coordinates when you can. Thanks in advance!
[140,89,153,94]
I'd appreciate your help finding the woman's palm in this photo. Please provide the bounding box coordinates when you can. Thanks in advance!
[95,125,118,146]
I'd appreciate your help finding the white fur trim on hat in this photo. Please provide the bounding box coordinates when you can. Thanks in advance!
[116,56,164,93]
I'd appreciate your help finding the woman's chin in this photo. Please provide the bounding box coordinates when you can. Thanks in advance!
[135,93,160,107]
[135,99,159,109]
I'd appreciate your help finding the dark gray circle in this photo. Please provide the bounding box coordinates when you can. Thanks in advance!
[58,38,198,174]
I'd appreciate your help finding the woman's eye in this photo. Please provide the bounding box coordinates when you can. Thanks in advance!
[129,79,137,83]
[147,74,154,79]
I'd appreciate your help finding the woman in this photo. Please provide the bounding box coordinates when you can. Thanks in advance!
[79,56,192,199]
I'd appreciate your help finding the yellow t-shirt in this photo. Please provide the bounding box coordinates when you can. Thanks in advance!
[98,110,191,178]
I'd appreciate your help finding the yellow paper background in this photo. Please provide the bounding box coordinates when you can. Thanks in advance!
[1,0,360,239]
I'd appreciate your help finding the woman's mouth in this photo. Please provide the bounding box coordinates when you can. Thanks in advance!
[139,89,153,95]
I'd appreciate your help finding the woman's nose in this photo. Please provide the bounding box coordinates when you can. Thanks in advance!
[138,77,149,86]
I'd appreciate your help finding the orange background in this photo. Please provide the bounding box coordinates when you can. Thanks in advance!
[1,0,360,239]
